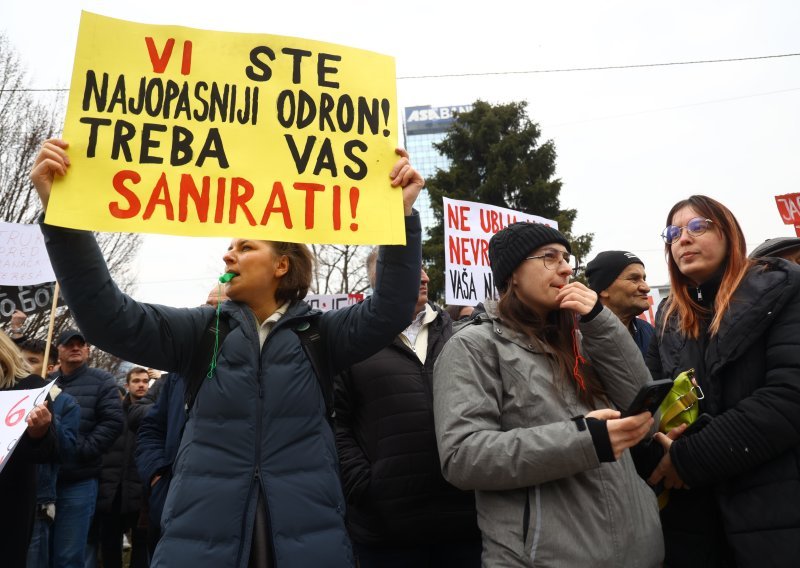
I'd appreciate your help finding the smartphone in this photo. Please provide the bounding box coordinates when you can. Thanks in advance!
[621,379,674,417]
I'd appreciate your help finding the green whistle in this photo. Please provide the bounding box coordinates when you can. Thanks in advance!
[219,273,234,283]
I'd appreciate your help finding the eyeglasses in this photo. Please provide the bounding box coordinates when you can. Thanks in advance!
[661,217,714,244]
[525,250,571,270]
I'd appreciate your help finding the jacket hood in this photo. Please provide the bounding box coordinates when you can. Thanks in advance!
[749,236,800,259]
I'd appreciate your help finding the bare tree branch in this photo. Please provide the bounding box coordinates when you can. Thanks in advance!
[0,33,141,378]
[309,244,371,295]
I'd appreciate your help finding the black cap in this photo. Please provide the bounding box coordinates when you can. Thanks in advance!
[585,251,645,293]
[57,329,86,347]
[749,237,800,259]
[489,222,570,293]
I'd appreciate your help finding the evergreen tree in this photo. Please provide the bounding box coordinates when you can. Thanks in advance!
[422,100,593,301]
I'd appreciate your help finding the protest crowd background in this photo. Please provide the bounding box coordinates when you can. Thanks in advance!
[2,4,800,568]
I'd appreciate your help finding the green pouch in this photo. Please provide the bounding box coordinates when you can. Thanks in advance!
[658,368,703,433]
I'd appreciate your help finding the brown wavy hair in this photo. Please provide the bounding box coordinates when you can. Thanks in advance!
[661,195,752,338]
[270,241,314,304]
[497,287,606,407]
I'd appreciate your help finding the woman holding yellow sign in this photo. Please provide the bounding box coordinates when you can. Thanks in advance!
[646,195,800,568]
[31,138,424,568]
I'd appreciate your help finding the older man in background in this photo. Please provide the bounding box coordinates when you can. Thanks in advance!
[585,250,655,357]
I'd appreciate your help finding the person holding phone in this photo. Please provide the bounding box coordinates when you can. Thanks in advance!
[646,195,800,567]
[433,222,663,567]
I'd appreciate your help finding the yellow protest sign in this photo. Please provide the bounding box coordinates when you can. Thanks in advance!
[46,12,404,244]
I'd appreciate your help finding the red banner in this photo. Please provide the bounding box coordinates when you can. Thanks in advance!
[774,193,800,224]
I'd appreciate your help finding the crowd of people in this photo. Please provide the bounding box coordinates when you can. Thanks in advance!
[0,136,797,567]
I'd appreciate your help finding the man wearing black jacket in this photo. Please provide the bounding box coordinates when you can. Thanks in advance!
[52,329,123,568]
[335,252,481,568]
[97,367,149,568]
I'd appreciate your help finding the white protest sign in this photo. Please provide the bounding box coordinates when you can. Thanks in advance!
[306,293,365,312]
[0,380,55,475]
[443,197,558,306]
[0,222,56,286]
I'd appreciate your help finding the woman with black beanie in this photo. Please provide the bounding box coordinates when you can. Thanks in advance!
[433,221,663,567]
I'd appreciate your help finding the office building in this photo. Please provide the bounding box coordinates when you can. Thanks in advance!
[402,104,472,235]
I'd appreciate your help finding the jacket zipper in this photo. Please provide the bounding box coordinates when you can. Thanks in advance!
[244,308,318,565]
[247,309,310,565]
[529,486,542,563]
[237,466,258,566]
[253,317,270,564]
[522,488,530,546]
[235,307,270,567]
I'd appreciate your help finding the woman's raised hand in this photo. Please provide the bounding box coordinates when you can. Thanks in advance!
[30,139,70,211]
[390,148,424,216]
[556,282,598,316]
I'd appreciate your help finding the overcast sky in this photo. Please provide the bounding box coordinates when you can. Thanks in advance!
[2,0,799,305]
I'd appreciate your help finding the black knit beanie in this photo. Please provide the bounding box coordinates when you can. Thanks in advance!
[489,222,571,292]
[585,250,644,293]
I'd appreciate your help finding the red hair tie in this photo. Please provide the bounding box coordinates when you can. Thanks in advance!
[571,315,587,391]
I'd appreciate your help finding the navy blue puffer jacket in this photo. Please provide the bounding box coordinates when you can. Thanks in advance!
[41,214,422,568]
[56,364,123,483]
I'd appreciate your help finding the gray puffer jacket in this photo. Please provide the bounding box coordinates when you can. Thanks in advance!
[433,303,663,567]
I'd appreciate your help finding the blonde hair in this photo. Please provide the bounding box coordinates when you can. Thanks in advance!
[0,331,33,389]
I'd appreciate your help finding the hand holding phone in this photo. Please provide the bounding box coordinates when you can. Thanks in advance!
[682,413,712,436]
[621,379,674,418]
